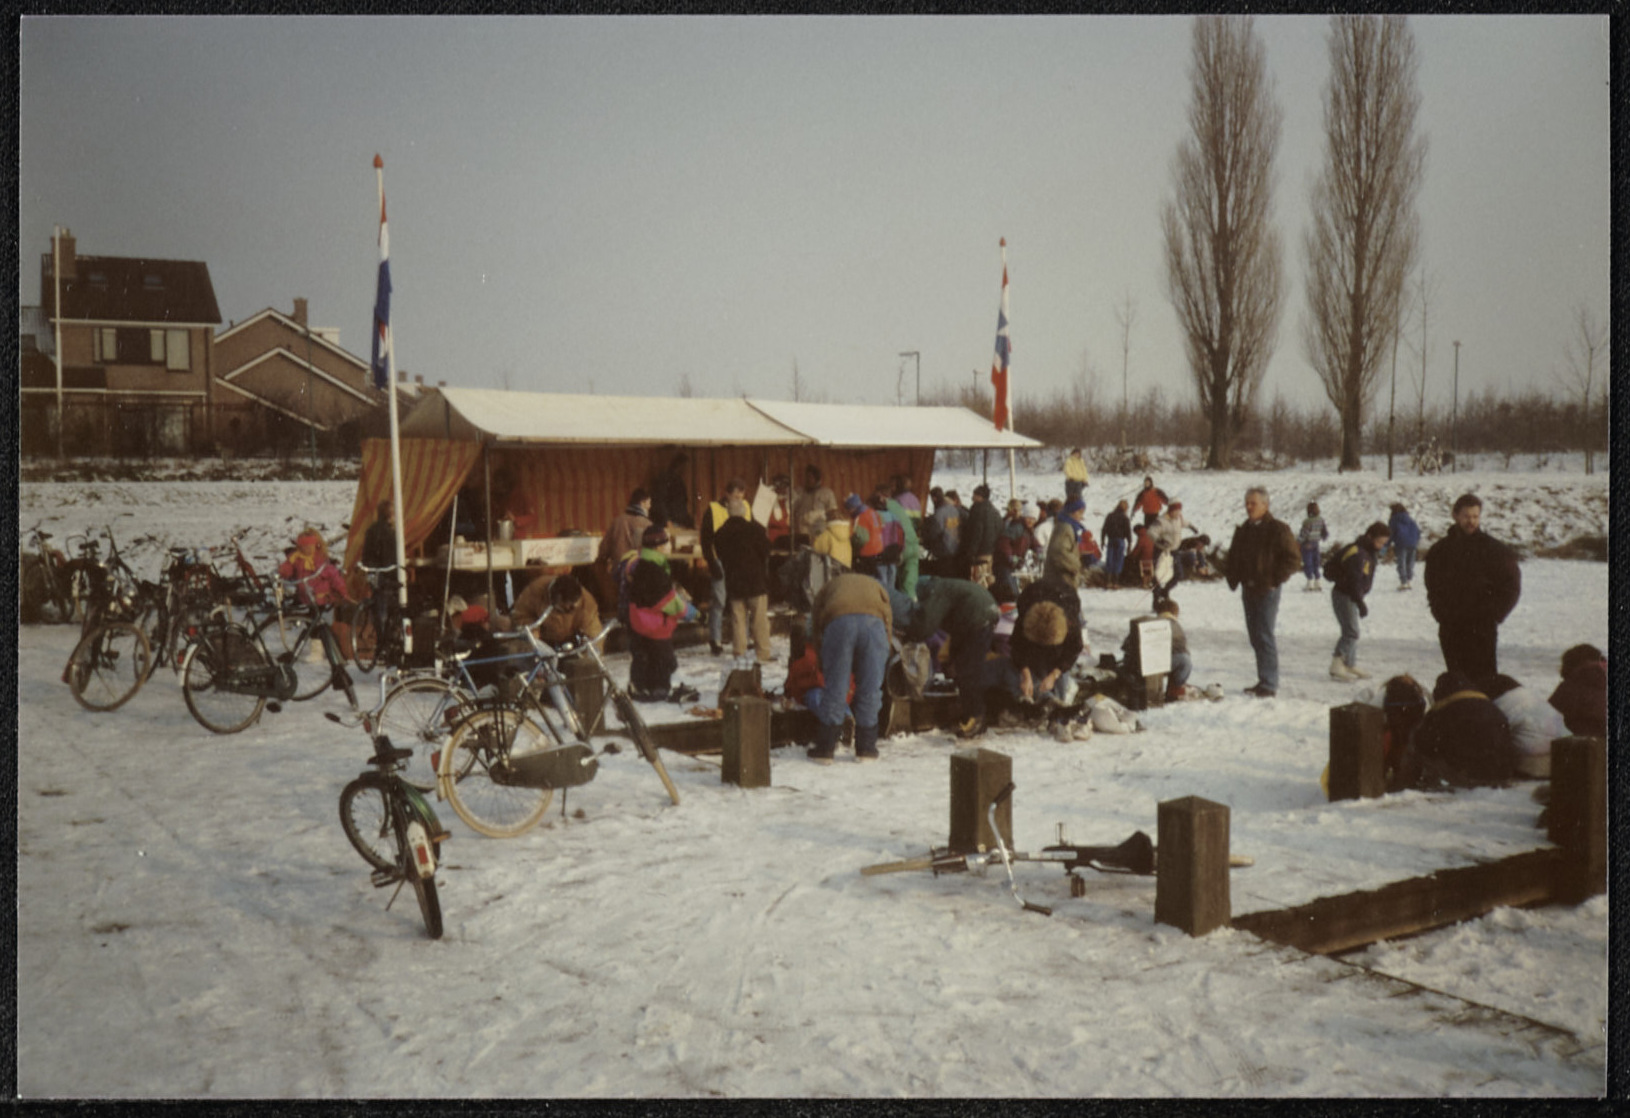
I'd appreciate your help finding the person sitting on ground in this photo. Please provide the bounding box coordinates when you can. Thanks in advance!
[1121,599,1190,700]
[1378,675,1431,792]
[1548,643,1606,740]
[1394,671,1518,791]
[1001,574,1085,710]
[782,624,854,715]
[1480,673,1567,780]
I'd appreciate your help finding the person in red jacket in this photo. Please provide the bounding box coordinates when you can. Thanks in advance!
[846,492,886,580]
[1131,475,1169,525]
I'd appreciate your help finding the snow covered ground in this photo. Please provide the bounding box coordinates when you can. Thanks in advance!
[15,459,1610,1098]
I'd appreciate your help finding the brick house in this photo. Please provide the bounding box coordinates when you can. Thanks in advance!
[212,298,386,456]
[22,228,222,457]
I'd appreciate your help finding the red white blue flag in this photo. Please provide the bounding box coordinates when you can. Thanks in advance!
[371,154,392,391]
[990,238,1011,431]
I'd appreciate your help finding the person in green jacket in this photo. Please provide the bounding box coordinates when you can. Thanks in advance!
[906,576,1000,738]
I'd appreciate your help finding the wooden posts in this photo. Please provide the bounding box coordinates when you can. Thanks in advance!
[1154,796,1230,936]
[949,748,1012,854]
[1547,736,1606,902]
[721,694,772,789]
[719,664,764,704]
[562,655,605,736]
[1327,703,1387,801]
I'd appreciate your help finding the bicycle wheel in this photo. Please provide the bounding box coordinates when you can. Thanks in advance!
[377,676,460,792]
[397,808,444,940]
[255,611,331,701]
[338,776,397,873]
[67,621,152,713]
[437,706,553,839]
[182,624,269,734]
[613,690,681,806]
[350,601,380,673]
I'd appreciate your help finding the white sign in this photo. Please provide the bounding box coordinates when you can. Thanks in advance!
[1134,619,1172,677]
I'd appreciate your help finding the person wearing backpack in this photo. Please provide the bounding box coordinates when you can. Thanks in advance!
[1327,521,1390,680]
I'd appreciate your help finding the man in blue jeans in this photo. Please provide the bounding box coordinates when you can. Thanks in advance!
[1224,487,1301,697]
[807,572,894,763]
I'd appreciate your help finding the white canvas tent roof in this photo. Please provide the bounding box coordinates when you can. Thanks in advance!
[398,386,1040,450]
[744,398,1039,450]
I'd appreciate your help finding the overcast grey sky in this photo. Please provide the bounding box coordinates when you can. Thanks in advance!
[18,14,1612,420]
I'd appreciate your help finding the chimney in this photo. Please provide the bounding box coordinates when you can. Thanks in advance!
[416,375,424,386]
[57,229,76,280]
[292,297,308,327]
[398,369,408,383]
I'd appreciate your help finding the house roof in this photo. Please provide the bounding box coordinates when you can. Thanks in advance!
[398,386,1040,450]
[54,255,221,325]
[215,309,368,370]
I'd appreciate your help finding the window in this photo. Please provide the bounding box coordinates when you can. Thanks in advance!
[93,327,118,363]
[165,329,190,371]
[149,330,165,363]
[143,273,164,290]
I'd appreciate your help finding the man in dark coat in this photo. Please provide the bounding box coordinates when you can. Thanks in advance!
[1100,500,1133,583]
[956,484,1005,585]
[650,453,694,529]
[1224,486,1301,697]
[1395,671,1517,790]
[713,496,774,664]
[1424,493,1522,682]
[906,576,1000,737]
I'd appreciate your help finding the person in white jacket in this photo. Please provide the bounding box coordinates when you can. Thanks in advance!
[1482,673,1567,778]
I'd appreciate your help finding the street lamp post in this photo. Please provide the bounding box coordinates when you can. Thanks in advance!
[899,350,920,406]
[1452,340,1460,475]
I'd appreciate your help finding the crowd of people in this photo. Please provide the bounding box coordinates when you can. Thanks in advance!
[332,449,1603,792]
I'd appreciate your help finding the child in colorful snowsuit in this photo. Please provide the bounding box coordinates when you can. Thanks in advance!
[1298,502,1329,590]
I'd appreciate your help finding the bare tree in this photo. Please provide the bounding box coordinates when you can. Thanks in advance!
[791,358,805,402]
[1113,290,1137,448]
[1301,15,1427,471]
[1161,15,1286,470]
[676,373,695,398]
[1561,302,1608,475]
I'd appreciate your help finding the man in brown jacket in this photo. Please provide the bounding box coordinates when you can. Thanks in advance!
[1225,486,1301,697]
[806,572,894,763]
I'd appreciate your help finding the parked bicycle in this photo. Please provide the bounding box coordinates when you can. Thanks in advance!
[21,523,100,625]
[429,614,680,839]
[349,563,410,673]
[337,733,449,940]
[180,580,360,734]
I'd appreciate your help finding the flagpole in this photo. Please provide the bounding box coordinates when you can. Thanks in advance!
[375,154,411,650]
[998,238,1017,501]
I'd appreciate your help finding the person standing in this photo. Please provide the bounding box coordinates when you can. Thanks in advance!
[907,576,1001,738]
[1327,522,1391,681]
[932,490,964,559]
[957,485,1004,586]
[1424,493,1522,682]
[1387,501,1421,590]
[993,502,1041,599]
[845,492,886,580]
[809,509,853,570]
[624,525,700,703]
[1131,475,1169,525]
[1100,499,1132,586]
[881,486,921,597]
[789,464,839,546]
[1148,500,1188,607]
[1041,498,1086,588]
[1298,501,1329,591]
[699,478,749,656]
[1063,448,1090,502]
[713,495,774,665]
[597,487,653,605]
[650,453,694,530]
[806,572,894,764]
[1224,487,1300,698]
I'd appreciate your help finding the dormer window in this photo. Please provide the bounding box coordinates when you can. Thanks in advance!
[143,273,164,290]
[86,271,107,287]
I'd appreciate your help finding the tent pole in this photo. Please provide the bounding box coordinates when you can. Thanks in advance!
[1008,448,1017,502]
[483,443,495,612]
[442,493,458,615]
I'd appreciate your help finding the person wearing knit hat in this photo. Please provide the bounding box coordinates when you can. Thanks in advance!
[642,524,669,549]
[1000,573,1085,712]
[993,496,1042,598]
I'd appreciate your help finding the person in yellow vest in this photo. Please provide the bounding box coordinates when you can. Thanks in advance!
[810,509,853,570]
[1063,448,1090,502]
